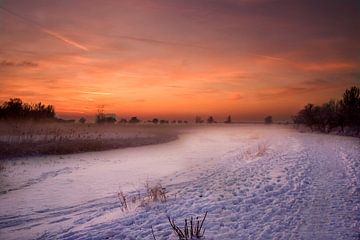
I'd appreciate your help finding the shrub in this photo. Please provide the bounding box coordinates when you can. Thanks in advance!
[79,117,86,124]
[119,118,127,124]
[117,191,128,212]
[129,117,140,124]
[159,119,169,124]
[264,116,273,124]
[167,212,208,240]
[207,116,215,124]
[116,183,167,212]
[145,182,167,202]
[152,118,159,124]
[224,115,232,123]
[96,113,116,124]
[195,116,203,124]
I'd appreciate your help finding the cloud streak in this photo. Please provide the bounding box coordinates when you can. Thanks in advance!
[0,60,38,67]
[79,91,112,95]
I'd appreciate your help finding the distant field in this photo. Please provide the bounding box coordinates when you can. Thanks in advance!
[0,122,180,159]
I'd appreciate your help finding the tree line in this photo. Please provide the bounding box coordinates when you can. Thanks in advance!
[0,98,55,121]
[95,113,232,124]
[2,86,358,130]
[0,98,232,124]
[195,115,232,124]
[292,86,360,133]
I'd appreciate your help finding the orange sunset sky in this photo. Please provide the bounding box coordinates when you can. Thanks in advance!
[0,0,359,121]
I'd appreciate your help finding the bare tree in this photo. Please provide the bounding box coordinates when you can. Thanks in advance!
[0,98,55,121]
[264,116,273,124]
[292,86,360,133]
[195,116,203,124]
[207,116,215,123]
[152,118,159,124]
[129,116,140,124]
[224,115,232,123]
[79,117,86,124]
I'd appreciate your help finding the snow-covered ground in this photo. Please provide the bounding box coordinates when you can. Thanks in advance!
[0,125,359,239]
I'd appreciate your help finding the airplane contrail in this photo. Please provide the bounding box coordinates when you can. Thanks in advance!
[252,54,288,62]
[115,35,210,50]
[42,29,88,51]
[0,6,208,51]
[0,6,89,51]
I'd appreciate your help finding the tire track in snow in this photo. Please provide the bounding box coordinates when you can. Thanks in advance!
[0,167,74,195]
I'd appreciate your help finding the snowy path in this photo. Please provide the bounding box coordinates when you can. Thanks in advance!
[0,126,359,239]
[297,138,359,239]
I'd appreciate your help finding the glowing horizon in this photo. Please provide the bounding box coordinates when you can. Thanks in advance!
[0,0,359,121]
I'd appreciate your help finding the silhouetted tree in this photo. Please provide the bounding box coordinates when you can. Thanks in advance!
[340,86,360,127]
[195,116,203,124]
[207,116,215,123]
[160,119,169,124]
[106,116,116,123]
[224,115,232,123]
[0,98,55,121]
[264,116,273,124]
[292,86,360,133]
[95,105,105,123]
[119,118,127,124]
[1,98,25,119]
[129,116,140,124]
[95,113,105,123]
[152,118,159,124]
[96,113,116,123]
[295,104,318,130]
[315,100,339,132]
[79,117,86,124]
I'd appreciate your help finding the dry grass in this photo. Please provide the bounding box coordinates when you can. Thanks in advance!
[167,212,208,240]
[243,142,270,161]
[0,162,4,172]
[116,183,168,212]
[0,122,178,159]
[117,191,129,212]
[145,182,167,203]
[256,143,269,156]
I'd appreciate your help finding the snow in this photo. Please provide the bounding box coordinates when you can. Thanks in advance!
[0,125,359,239]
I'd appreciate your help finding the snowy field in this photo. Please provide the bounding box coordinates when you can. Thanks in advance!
[0,125,359,239]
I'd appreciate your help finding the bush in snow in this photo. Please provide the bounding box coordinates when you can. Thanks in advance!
[167,212,208,240]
